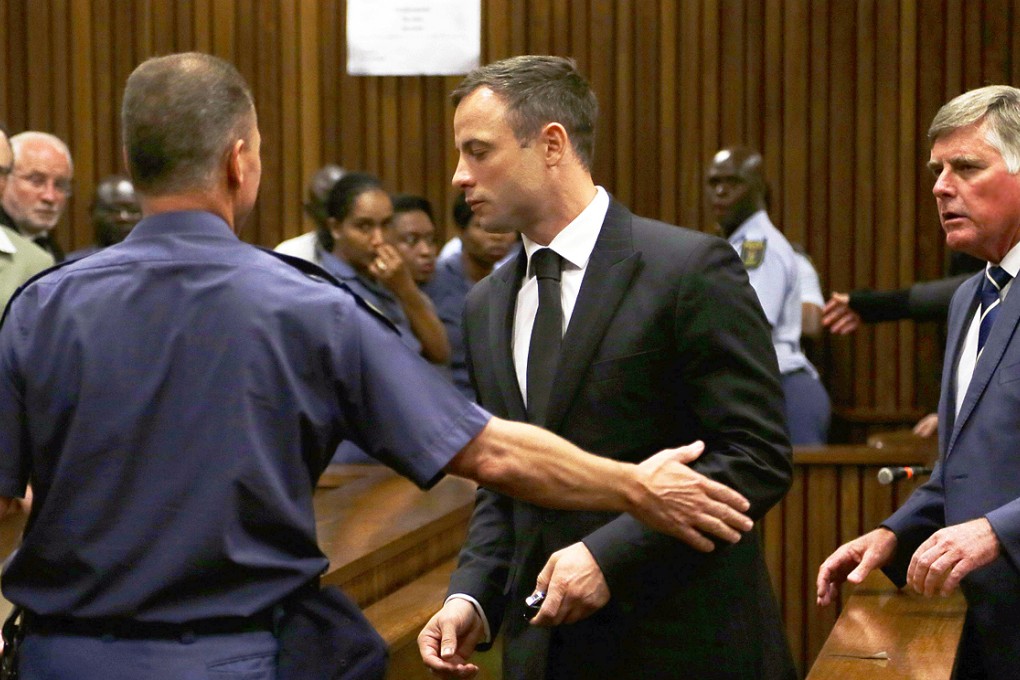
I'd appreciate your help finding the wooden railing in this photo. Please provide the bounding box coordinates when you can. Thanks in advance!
[761,444,938,676]
[1,446,950,679]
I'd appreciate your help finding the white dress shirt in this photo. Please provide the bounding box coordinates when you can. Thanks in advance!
[955,242,1020,416]
[513,186,609,404]
[446,185,609,640]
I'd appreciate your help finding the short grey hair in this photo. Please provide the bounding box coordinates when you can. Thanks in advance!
[10,131,74,175]
[452,55,598,171]
[929,85,1020,174]
[122,52,255,195]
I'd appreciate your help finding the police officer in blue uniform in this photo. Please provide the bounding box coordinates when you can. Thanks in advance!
[707,146,831,445]
[0,52,757,679]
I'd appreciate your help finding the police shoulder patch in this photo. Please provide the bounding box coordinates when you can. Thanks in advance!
[740,239,767,269]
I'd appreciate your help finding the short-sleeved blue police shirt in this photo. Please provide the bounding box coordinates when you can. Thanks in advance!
[0,211,490,622]
[727,210,816,377]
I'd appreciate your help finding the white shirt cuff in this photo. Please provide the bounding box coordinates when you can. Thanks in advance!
[444,593,492,644]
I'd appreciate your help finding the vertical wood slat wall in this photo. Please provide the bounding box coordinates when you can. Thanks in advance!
[0,0,1014,670]
[0,1,1017,427]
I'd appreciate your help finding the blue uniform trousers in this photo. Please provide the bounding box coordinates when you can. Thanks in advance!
[18,629,278,679]
[781,369,831,445]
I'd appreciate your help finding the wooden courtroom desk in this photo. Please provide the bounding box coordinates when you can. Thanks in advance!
[0,464,477,679]
[761,444,938,675]
[806,571,965,680]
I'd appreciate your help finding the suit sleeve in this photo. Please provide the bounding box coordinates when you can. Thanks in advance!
[443,280,514,649]
[582,237,793,591]
[879,462,947,586]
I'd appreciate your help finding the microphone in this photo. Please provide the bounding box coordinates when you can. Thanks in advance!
[877,465,933,485]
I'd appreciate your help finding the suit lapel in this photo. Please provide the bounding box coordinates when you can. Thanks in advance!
[545,201,641,432]
[949,273,1020,455]
[488,249,528,421]
[939,274,979,454]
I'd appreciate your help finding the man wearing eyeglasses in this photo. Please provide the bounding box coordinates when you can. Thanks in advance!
[0,126,54,311]
[1,131,74,262]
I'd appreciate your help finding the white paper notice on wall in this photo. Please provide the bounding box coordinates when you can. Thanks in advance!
[347,0,481,76]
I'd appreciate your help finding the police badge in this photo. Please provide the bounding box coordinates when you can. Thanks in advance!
[740,239,766,269]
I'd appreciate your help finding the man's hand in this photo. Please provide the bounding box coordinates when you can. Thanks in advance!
[907,518,1000,597]
[631,440,753,552]
[912,413,939,438]
[822,292,862,335]
[417,598,484,678]
[529,543,610,627]
[816,528,897,606]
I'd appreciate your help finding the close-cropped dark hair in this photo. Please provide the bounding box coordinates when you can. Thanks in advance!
[391,194,433,223]
[452,193,474,230]
[318,172,384,251]
[122,52,255,195]
[451,55,598,170]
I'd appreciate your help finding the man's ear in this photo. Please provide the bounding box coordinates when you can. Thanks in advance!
[226,138,246,188]
[541,122,570,166]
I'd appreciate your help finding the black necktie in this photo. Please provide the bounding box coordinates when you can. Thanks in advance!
[526,248,562,425]
[978,265,1012,357]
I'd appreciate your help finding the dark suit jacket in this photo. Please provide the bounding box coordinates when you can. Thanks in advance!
[883,271,1020,676]
[448,201,795,680]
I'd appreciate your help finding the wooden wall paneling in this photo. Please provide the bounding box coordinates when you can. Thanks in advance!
[424,78,451,243]
[5,2,28,131]
[632,0,660,218]
[277,0,301,248]
[852,0,876,411]
[509,0,527,57]
[824,0,856,408]
[527,0,553,55]
[149,0,174,55]
[982,0,1010,81]
[1014,0,1020,82]
[804,467,839,670]
[676,0,702,230]
[568,0,588,73]
[742,0,763,154]
[780,0,808,260]
[612,0,634,206]
[0,3,8,127]
[69,0,96,255]
[297,0,322,236]
[191,0,211,52]
[897,2,918,411]
[24,2,52,131]
[699,0,719,213]
[250,0,280,247]
[718,0,745,147]
[761,0,783,234]
[380,78,400,188]
[552,0,571,57]
[782,469,807,674]
[363,78,381,174]
[804,0,829,253]
[398,78,425,194]
[657,0,677,226]
[873,0,900,413]
[962,0,984,91]
[587,0,615,191]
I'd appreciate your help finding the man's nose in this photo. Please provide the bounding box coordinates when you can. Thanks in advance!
[932,170,954,198]
[452,157,472,188]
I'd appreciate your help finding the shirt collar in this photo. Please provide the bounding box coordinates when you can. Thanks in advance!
[994,240,1020,279]
[0,226,16,255]
[728,209,772,243]
[521,186,609,277]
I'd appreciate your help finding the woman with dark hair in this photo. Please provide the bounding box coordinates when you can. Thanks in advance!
[319,172,449,365]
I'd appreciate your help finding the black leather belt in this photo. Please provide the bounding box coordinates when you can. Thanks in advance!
[22,609,275,640]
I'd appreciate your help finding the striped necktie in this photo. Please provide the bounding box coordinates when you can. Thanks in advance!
[978,265,1012,358]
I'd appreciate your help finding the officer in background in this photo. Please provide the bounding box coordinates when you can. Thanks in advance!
[706,146,831,445]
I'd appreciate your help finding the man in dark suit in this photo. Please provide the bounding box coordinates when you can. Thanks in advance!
[419,55,795,680]
[817,85,1020,678]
